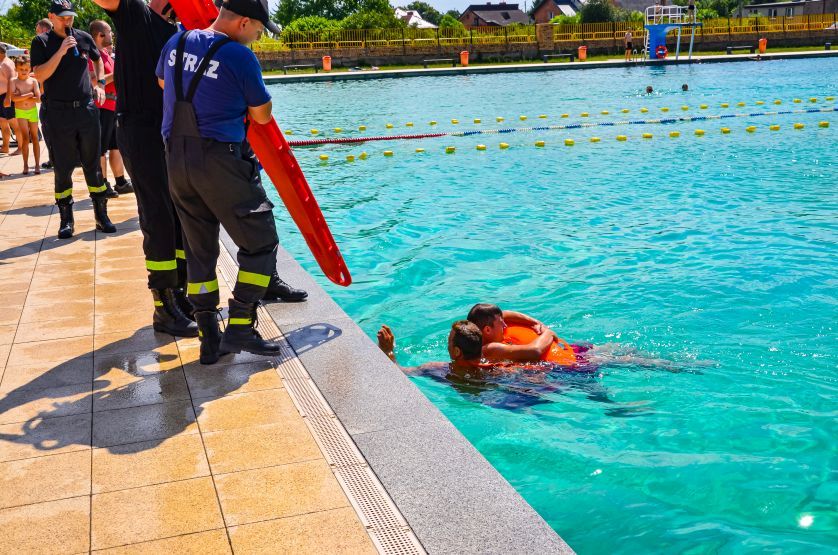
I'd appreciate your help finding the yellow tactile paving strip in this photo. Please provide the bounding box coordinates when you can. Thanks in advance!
[0,147,378,554]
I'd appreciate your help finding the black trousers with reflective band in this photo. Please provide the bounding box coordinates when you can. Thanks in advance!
[166,137,278,311]
[41,101,105,205]
[117,114,186,290]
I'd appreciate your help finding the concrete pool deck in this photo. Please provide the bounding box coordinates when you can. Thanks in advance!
[0,149,572,553]
[264,48,838,84]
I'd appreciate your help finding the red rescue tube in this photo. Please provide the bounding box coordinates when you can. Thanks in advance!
[169,0,352,286]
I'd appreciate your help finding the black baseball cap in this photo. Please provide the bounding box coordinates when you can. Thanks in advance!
[222,0,280,34]
[49,0,77,16]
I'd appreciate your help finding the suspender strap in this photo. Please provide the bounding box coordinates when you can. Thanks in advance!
[185,37,233,102]
[174,31,190,102]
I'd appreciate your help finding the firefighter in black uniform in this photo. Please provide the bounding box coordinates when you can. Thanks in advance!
[93,0,306,340]
[157,0,288,363]
[31,0,116,238]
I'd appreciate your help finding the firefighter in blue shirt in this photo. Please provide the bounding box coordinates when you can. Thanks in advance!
[156,0,283,364]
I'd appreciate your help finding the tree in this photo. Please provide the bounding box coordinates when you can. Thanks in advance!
[404,1,442,25]
[550,13,581,24]
[579,0,615,23]
[280,15,342,40]
[341,9,405,29]
[4,0,109,36]
[444,9,460,19]
[438,14,463,29]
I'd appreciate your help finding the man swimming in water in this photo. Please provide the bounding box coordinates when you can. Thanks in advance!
[467,303,567,362]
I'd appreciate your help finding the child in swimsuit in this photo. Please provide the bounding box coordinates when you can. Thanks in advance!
[8,56,41,175]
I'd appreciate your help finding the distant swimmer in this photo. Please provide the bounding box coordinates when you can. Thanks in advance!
[646,85,654,94]
[682,83,689,91]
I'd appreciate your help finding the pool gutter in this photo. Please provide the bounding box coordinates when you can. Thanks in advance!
[264,49,838,84]
[220,231,573,554]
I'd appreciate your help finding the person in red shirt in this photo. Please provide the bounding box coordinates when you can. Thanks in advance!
[89,19,133,195]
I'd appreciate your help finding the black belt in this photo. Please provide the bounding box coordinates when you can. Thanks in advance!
[44,99,93,109]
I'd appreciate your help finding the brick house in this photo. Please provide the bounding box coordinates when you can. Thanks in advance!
[458,2,532,27]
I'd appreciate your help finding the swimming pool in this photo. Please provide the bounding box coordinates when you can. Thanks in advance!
[267,57,837,553]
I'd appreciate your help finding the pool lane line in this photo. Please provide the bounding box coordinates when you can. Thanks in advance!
[286,96,836,138]
[290,107,836,147]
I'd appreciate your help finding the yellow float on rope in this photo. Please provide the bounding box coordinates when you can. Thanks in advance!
[561,113,569,118]
[310,129,319,135]
[284,129,294,135]
[318,154,328,161]
[564,139,575,146]
[415,148,425,153]
[451,119,459,124]
[496,116,505,122]
[793,123,804,129]
[499,142,510,149]
[793,98,802,103]
[669,131,680,138]
[621,109,629,113]
[695,129,705,136]
[358,125,366,131]
[809,98,817,103]
[445,146,456,153]
[661,107,670,112]
[359,152,368,159]
[520,115,528,120]
[773,99,782,104]
[534,140,545,147]
[383,150,394,156]
[616,135,627,141]
[333,127,342,133]
[769,125,780,131]
[818,121,829,127]
[539,114,548,119]
[601,110,610,115]
[642,133,653,139]
[746,126,757,133]
[681,106,689,111]
[429,120,438,125]
[737,102,745,107]
[346,155,355,162]
[406,122,414,127]
[826,97,835,101]
[699,104,708,109]
[755,101,765,105]
[476,144,487,150]
[473,118,481,124]
[721,127,731,134]
[720,103,729,108]
[590,137,601,142]
[580,112,589,117]
[640,108,649,113]
[386,123,394,128]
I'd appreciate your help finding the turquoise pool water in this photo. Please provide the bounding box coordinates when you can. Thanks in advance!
[267,58,837,553]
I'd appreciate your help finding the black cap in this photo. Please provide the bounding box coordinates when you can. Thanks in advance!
[49,0,77,16]
[222,0,280,35]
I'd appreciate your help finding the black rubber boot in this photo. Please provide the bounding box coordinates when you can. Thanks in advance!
[173,287,195,321]
[92,197,117,233]
[103,180,119,198]
[57,202,74,239]
[195,310,226,364]
[263,272,308,302]
[152,289,198,337]
[220,298,281,356]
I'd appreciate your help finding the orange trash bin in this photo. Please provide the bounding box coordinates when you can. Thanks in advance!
[758,38,767,54]
[460,51,469,66]
[577,45,587,61]
[322,55,332,72]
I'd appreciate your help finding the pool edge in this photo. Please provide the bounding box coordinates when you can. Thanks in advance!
[264,49,838,84]
[220,230,574,554]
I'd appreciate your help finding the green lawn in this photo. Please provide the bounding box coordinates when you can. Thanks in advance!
[263,45,831,76]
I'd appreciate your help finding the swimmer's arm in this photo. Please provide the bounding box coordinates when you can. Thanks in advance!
[502,310,544,332]
[484,331,554,362]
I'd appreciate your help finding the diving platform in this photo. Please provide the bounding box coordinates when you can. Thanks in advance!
[644,5,702,61]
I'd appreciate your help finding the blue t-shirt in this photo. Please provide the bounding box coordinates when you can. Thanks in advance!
[156,30,271,142]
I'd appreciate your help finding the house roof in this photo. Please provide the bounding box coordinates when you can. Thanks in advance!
[744,0,808,7]
[470,8,532,24]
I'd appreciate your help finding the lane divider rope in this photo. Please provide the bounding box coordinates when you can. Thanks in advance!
[290,107,836,147]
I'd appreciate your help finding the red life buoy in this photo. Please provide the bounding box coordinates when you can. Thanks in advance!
[656,44,668,59]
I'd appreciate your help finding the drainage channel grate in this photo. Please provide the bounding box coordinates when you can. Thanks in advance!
[217,245,425,555]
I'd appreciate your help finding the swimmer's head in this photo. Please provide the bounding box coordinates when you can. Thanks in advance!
[682,83,689,91]
[646,85,654,94]
[448,320,483,361]
[467,303,506,344]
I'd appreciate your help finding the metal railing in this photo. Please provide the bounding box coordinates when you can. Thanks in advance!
[250,13,838,54]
